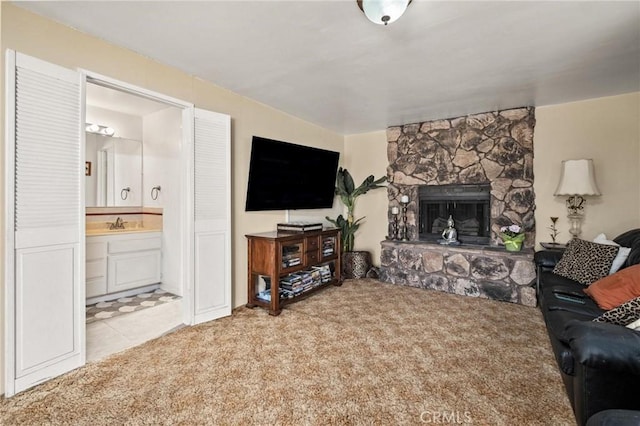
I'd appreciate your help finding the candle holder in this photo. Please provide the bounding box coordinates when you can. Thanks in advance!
[388,206,400,240]
[392,213,399,240]
[400,198,409,241]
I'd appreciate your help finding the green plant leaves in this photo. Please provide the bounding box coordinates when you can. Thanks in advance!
[343,169,355,195]
[326,167,386,252]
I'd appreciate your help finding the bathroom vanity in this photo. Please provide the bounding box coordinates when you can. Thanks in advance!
[86,230,162,301]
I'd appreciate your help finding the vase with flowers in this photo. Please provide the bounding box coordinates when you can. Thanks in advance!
[500,224,525,252]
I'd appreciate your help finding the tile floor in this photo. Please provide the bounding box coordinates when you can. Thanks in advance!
[86,298,184,363]
[86,289,180,323]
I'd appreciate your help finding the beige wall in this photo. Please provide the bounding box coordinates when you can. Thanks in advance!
[343,131,388,265]
[534,92,640,245]
[1,4,344,394]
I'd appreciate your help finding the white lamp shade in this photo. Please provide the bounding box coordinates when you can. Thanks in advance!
[362,0,410,25]
[554,159,601,196]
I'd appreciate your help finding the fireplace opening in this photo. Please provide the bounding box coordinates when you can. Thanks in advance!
[418,184,491,245]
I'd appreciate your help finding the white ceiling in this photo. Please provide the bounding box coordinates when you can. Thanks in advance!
[15,1,640,135]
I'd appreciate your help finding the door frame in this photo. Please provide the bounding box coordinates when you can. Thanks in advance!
[80,69,197,325]
[4,48,18,398]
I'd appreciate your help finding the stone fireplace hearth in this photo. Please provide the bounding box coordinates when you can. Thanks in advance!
[380,242,537,306]
[380,107,537,306]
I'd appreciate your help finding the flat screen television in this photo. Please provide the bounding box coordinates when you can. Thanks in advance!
[245,136,340,211]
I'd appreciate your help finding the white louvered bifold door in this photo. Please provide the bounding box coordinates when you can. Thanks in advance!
[5,51,84,396]
[192,108,231,324]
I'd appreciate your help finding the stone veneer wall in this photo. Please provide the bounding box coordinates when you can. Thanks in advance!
[379,242,537,306]
[380,107,537,306]
[386,107,536,247]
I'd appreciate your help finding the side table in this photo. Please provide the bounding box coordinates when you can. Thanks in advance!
[540,242,567,250]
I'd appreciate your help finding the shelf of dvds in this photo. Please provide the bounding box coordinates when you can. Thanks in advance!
[245,228,342,315]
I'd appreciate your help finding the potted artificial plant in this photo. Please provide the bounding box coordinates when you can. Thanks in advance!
[326,167,386,279]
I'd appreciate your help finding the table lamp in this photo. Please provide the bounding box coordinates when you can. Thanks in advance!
[554,159,600,239]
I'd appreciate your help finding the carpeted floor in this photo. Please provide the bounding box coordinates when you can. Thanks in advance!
[0,279,574,425]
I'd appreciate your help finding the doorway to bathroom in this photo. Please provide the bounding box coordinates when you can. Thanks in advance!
[4,51,232,396]
[83,82,185,362]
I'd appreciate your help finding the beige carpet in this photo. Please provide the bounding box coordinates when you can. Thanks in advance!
[0,279,574,425]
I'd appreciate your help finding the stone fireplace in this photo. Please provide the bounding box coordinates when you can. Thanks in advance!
[380,107,538,306]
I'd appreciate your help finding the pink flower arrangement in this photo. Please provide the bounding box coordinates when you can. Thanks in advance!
[500,224,524,251]
[500,224,523,238]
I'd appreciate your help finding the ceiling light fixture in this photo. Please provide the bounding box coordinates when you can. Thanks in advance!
[357,0,411,26]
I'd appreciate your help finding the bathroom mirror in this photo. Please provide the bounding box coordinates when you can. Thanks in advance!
[85,133,142,207]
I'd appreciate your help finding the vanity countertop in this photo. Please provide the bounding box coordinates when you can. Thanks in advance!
[86,228,162,237]
[85,220,162,237]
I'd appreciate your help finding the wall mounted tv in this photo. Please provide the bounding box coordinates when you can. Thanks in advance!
[245,136,340,211]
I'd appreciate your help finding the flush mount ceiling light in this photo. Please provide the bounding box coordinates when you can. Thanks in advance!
[357,0,411,26]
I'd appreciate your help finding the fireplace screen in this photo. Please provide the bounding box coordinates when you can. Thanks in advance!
[419,184,491,244]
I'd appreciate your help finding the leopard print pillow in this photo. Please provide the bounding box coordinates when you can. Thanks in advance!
[553,238,619,285]
[593,296,640,326]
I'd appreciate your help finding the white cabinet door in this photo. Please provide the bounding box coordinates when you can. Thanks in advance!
[107,250,162,293]
[191,108,231,324]
[5,51,84,396]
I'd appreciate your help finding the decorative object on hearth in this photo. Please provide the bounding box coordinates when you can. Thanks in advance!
[326,167,386,278]
[500,224,525,252]
[548,216,560,243]
[356,0,412,26]
[389,206,400,240]
[439,215,460,246]
[554,159,601,239]
[400,195,409,241]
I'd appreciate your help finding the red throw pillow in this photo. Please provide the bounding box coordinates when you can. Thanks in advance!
[584,264,640,310]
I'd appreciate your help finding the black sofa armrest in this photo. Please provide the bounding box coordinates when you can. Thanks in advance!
[567,321,640,425]
[535,250,567,300]
[534,249,565,270]
[566,320,640,375]
[586,409,640,426]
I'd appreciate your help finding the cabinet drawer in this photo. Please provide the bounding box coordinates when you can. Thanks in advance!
[305,236,320,252]
[86,259,106,280]
[306,251,319,265]
[86,277,107,298]
[108,237,162,254]
[86,241,106,261]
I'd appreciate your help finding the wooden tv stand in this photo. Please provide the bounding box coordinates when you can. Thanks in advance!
[245,228,342,315]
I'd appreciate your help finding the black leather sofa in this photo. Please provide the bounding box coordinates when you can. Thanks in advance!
[534,229,640,426]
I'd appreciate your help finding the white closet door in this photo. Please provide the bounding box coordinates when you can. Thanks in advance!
[5,51,84,396]
[191,108,231,324]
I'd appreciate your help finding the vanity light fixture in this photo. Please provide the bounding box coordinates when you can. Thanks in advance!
[86,122,116,136]
[357,0,411,26]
